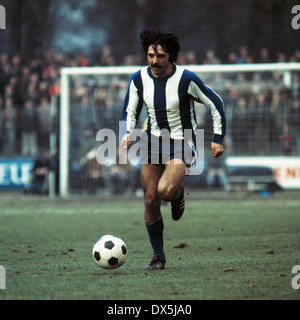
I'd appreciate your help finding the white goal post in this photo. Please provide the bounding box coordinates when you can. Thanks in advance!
[59,63,300,197]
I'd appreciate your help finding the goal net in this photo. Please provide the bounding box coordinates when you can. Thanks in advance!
[59,63,300,197]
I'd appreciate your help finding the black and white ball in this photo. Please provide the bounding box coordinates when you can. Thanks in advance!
[93,235,127,269]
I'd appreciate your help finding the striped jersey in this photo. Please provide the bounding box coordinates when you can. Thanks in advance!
[121,64,226,144]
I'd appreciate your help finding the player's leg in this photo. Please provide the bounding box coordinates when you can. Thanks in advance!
[158,158,186,221]
[158,158,186,201]
[141,163,166,269]
[141,163,164,222]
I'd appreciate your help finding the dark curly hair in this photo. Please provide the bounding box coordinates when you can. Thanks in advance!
[140,27,181,64]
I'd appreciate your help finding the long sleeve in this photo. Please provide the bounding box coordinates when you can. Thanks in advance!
[120,71,144,140]
[187,71,226,144]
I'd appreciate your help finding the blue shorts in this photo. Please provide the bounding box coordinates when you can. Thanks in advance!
[140,131,197,167]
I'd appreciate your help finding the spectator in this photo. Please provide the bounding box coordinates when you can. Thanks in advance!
[19,99,38,157]
[38,80,50,101]
[25,150,52,194]
[26,73,40,104]
[0,53,9,67]
[231,96,249,154]
[291,73,300,99]
[185,51,198,64]
[19,66,31,103]
[26,82,40,105]
[249,93,272,154]
[71,94,97,159]
[280,123,294,155]
[0,63,12,95]
[99,44,115,66]
[8,75,22,106]
[11,54,22,77]
[259,47,271,63]
[75,52,89,67]
[236,46,249,64]
[287,98,300,155]
[206,156,227,190]
[290,50,300,62]
[227,52,237,64]
[203,49,221,64]
[276,52,287,63]
[2,97,17,155]
[123,54,135,66]
[81,148,105,194]
[269,87,286,131]
[37,97,51,150]
[108,149,131,194]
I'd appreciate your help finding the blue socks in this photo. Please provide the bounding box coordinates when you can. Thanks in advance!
[145,215,166,262]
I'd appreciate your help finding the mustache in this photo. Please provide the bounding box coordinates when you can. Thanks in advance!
[151,64,161,68]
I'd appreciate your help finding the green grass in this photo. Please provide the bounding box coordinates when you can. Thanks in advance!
[0,191,300,300]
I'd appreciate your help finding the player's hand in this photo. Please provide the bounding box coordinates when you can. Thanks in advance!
[121,133,131,150]
[211,142,224,158]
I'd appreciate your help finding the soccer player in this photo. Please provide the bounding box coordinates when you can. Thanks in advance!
[120,27,226,270]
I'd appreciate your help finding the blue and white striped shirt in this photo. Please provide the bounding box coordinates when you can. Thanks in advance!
[121,65,226,144]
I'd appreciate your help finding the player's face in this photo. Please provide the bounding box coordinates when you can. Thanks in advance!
[147,45,173,78]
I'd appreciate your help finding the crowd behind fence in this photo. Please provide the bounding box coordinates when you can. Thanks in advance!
[0,46,299,159]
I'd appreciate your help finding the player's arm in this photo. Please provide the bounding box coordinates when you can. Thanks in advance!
[211,142,224,158]
[120,72,143,149]
[121,133,131,150]
[188,72,226,155]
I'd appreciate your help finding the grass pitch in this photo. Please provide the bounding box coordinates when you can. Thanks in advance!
[0,190,300,300]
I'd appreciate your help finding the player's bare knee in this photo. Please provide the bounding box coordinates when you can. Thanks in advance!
[144,192,160,210]
[158,184,177,202]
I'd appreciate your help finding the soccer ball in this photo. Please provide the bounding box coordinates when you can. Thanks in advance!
[92,235,127,269]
